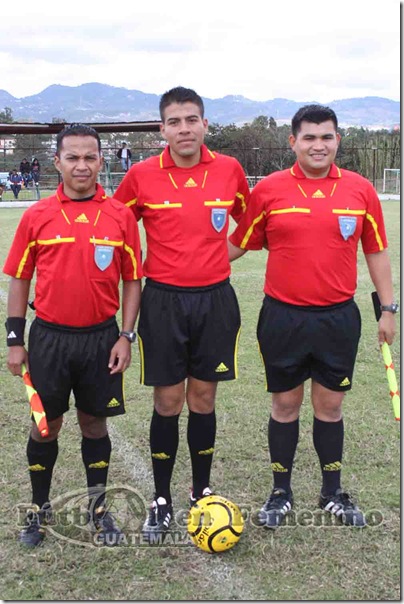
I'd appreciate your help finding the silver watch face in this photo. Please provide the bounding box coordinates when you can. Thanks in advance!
[120,331,136,342]
[382,304,399,313]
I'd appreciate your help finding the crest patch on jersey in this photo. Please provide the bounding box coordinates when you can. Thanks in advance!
[211,208,227,233]
[94,245,114,271]
[338,216,357,240]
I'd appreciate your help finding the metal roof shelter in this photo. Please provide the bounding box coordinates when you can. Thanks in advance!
[0,121,161,135]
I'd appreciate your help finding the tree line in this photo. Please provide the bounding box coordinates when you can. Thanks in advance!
[0,107,400,188]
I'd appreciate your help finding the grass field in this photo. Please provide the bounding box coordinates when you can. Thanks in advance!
[0,202,400,601]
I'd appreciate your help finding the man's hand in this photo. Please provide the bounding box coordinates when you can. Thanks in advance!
[378,312,396,346]
[108,338,132,374]
[7,346,28,377]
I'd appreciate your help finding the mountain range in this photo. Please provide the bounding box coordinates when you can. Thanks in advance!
[0,83,400,129]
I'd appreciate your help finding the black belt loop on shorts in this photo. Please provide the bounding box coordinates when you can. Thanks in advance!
[145,277,230,294]
[265,295,354,312]
[34,316,117,333]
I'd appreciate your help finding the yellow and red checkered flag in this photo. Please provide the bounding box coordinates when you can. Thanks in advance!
[371,292,400,422]
[380,342,400,421]
[21,363,49,437]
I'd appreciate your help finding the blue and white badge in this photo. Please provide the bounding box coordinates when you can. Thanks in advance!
[211,208,227,233]
[338,216,357,241]
[94,245,114,271]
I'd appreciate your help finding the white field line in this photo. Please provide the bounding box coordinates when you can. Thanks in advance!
[0,286,7,304]
[108,419,259,598]
[107,422,152,484]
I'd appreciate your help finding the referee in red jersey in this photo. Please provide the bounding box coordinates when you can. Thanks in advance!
[4,124,143,547]
[229,105,398,529]
[115,86,250,540]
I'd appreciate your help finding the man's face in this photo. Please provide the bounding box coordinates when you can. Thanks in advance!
[160,102,208,167]
[289,120,341,178]
[54,135,102,198]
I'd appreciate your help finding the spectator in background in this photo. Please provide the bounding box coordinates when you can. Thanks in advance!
[10,169,23,199]
[31,158,40,185]
[117,143,132,172]
[20,159,32,187]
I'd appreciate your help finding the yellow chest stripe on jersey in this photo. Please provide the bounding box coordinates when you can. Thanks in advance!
[89,238,123,246]
[204,200,233,207]
[37,238,75,245]
[270,208,311,215]
[144,203,183,209]
[332,209,366,215]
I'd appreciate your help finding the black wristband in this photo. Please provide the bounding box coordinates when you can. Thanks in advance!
[5,317,26,347]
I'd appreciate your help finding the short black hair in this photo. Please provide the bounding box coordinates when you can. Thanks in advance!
[56,123,101,155]
[291,104,338,137]
[159,86,205,121]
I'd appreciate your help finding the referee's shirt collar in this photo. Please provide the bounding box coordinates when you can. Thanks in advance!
[159,144,216,169]
[56,183,108,203]
[290,161,342,179]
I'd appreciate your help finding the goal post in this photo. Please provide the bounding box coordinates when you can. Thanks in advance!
[383,169,400,194]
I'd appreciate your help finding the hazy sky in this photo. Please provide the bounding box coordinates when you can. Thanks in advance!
[1,0,400,103]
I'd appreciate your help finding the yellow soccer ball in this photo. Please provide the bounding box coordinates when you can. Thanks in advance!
[187,495,244,553]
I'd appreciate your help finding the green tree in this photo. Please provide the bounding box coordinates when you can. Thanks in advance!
[0,107,13,123]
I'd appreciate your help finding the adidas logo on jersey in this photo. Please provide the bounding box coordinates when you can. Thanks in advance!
[106,398,120,408]
[215,362,229,373]
[184,177,197,188]
[312,189,326,198]
[74,213,89,223]
[339,377,351,386]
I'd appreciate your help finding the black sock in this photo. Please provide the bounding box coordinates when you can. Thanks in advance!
[313,416,344,496]
[27,436,58,508]
[268,416,299,492]
[187,410,216,497]
[81,434,111,512]
[150,410,180,504]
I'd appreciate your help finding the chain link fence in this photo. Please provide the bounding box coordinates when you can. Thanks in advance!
[0,144,400,201]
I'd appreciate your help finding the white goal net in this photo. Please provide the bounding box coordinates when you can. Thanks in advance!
[383,169,400,194]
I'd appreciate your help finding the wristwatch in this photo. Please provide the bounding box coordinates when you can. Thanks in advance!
[119,330,137,343]
[380,303,399,314]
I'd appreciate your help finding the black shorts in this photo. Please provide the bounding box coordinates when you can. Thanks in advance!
[28,317,125,421]
[137,278,241,386]
[257,296,361,393]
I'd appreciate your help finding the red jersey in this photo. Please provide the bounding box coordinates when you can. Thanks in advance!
[229,162,388,306]
[114,144,250,286]
[3,184,143,326]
